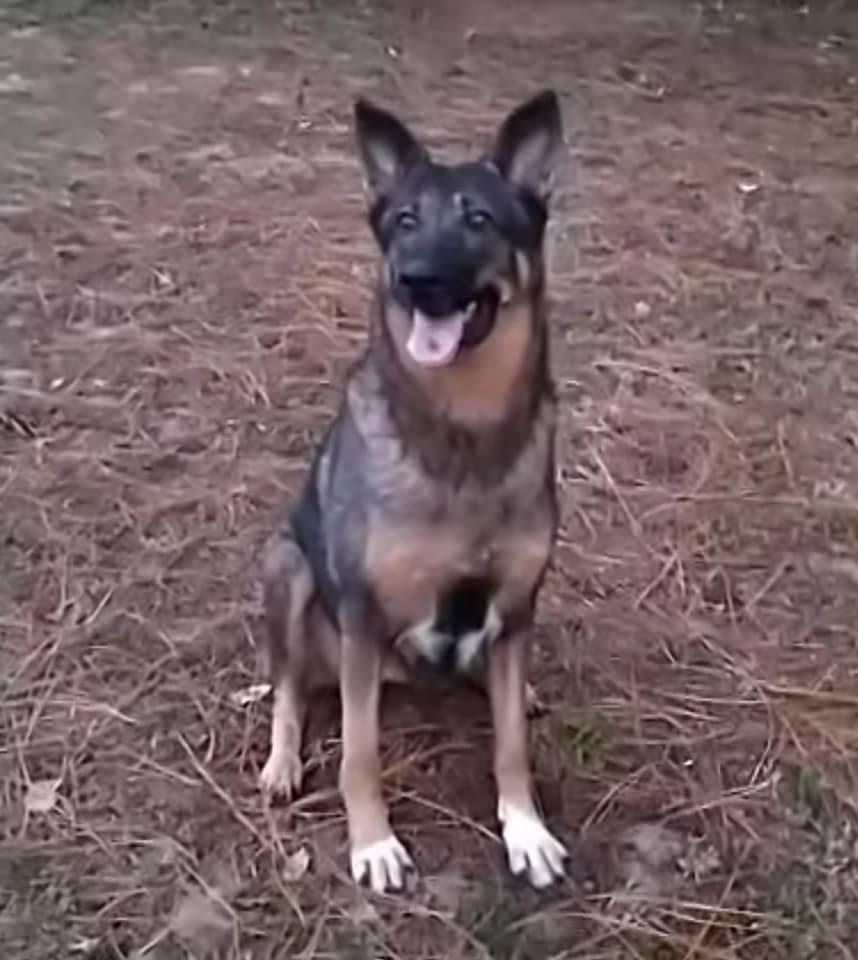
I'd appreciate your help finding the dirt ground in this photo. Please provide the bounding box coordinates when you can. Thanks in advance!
[2,0,858,957]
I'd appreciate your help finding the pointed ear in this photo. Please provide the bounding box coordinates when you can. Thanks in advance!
[353,98,427,203]
[490,90,562,202]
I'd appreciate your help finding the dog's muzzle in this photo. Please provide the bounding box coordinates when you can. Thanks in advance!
[395,269,500,367]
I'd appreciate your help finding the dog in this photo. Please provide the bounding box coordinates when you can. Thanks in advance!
[259,89,567,894]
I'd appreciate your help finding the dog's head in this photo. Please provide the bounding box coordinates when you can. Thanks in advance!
[354,91,562,370]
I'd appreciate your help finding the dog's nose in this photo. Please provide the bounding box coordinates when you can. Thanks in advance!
[397,266,462,317]
[398,266,442,292]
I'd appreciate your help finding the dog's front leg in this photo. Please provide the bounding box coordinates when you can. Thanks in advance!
[488,629,567,888]
[339,613,413,894]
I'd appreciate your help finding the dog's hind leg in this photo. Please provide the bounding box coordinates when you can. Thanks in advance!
[259,529,315,800]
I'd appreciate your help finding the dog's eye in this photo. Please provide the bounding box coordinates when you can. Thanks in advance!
[395,210,419,231]
[465,209,492,231]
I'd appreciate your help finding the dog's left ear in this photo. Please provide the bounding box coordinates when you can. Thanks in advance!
[354,99,427,204]
[490,90,563,202]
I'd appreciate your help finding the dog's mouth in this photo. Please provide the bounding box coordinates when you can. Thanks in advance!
[405,288,499,368]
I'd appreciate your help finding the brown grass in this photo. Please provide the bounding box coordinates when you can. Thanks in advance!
[2,0,858,957]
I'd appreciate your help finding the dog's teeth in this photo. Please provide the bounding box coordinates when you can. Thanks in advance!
[466,301,478,317]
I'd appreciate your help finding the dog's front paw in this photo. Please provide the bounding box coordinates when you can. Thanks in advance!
[498,799,567,889]
[259,748,303,800]
[350,834,415,894]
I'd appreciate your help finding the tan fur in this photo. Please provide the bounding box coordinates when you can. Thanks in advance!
[365,520,551,629]
[338,632,391,849]
[258,537,314,798]
[488,632,534,812]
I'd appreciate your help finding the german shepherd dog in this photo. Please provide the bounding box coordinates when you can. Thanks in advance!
[259,90,567,894]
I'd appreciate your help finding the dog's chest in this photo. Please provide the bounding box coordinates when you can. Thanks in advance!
[364,503,551,623]
[349,367,555,658]
[364,513,549,671]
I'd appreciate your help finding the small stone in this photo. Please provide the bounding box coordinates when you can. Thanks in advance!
[633,300,652,320]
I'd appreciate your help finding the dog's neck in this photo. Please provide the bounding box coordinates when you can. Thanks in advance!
[365,285,553,484]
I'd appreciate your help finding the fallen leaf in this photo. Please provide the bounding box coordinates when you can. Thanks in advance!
[282,846,311,882]
[229,683,271,707]
[423,870,471,915]
[170,890,232,940]
[343,897,379,925]
[0,72,30,94]
[633,300,652,320]
[71,938,101,954]
[25,777,62,814]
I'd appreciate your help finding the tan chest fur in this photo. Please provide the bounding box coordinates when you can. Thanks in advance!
[364,515,552,630]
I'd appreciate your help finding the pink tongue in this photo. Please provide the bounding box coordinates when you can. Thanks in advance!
[406,310,466,367]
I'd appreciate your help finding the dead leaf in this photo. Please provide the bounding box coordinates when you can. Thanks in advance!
[343,897,379,925]
[25,777,62,814]
[282,846,310,882]
[423,870,472,915]
[229,683,271,707]
[170,890,232,940]
[633,300,652,320]
[70,938,101,954]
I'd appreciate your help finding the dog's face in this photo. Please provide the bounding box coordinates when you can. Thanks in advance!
[354,91,562,369]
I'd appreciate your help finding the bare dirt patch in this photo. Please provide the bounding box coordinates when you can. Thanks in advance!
[2,1,858,957]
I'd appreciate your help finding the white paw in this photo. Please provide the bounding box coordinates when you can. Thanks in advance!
[258,749,303,800]
[350,834,415,893]
[498,799,567,889]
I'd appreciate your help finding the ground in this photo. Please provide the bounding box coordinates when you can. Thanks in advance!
[1,0,858,957]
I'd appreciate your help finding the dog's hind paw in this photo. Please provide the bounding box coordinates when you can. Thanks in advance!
[258,749,303,800]
[498,799,567,889]
[350,834,415,894]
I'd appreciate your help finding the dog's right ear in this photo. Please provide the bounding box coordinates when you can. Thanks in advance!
[354,99,426,204]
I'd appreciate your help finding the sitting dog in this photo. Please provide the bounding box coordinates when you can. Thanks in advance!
[259,89,567,894]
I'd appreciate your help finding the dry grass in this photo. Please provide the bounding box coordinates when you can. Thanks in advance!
[2,0,858,957]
